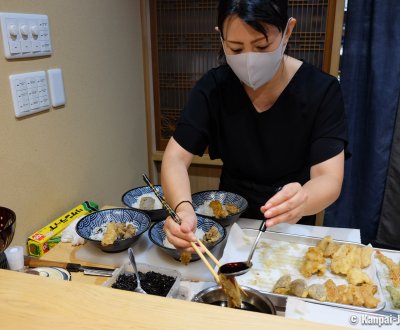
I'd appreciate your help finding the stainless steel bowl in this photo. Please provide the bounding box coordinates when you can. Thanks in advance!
[192,285,276,314]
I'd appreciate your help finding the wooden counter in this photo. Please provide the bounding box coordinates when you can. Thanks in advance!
[0,268,349,329]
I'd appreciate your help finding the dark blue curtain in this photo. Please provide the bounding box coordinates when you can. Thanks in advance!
[324,0,400,244]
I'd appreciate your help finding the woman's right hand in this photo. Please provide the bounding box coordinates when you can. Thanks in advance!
[163,209,198,251]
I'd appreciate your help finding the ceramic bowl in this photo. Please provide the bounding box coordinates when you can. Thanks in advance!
[122,185,168,222]
[0,207,16,254]
[191,190,248,227]
[192,285,276,314]
[148,216,226,262]
[76,208,151,252]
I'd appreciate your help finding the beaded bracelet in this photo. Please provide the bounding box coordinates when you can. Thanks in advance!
[174,200,194,213]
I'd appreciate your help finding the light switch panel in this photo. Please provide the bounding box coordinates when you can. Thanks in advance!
[47,68,66,107]
[9,71,50,118]
[0,12,52,59]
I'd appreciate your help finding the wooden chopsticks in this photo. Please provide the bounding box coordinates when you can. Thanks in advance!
[142,174,221,283]
[191,240,221,284]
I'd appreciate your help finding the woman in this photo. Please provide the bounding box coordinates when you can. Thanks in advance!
[161,0,348,251]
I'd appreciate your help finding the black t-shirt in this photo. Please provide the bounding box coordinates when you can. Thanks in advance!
[173,62,349,219]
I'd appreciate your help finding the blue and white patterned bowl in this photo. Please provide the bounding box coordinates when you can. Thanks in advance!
[191,190,248,227]
[122,185,168,222]
[76,208,151,252]
[148,216,226,262]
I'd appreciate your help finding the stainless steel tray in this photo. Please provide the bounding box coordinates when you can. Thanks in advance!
[373,247,400,314]
[224,228,386,313]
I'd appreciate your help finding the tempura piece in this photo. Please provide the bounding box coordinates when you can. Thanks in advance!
[324,279,340,303]
[300,247,326,277]
[201,226,221,245]
[101,222,118,246]
[347,268,373,286]
[376,250,400,287]
[209,200,228,219]
[330,243,373,276]
[323,240,340,258]
[289,279,308,298]
[360,284,380,309]
[272,275,291,295]
[360,245,373,268]
[316,235,332,252]
[225,203,240,215]
[101,222,137,246]
[219,273,242,308]
[180,251,192,265]
[308,284,327,302]
[386,286,400,309]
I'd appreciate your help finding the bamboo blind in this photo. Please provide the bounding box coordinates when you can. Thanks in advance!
[150,0,338,150]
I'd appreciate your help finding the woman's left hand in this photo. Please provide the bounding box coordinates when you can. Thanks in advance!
[260,182,308,227]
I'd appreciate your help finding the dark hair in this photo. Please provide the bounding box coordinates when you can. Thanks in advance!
[217,0,289,62]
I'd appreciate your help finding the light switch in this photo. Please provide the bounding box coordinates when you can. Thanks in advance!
[0,12,52,59]
[47,68,66,107]
[9,71,50,118]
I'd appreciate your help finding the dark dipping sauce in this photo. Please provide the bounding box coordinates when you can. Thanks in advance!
[219,262,249,275]
[112,271,175,297]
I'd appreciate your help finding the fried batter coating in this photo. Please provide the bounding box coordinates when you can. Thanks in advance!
[273,275,291,295]
[101,222,137,246]
[331,244,373,276]
[324,279,340,303]
[360,246,373,268]
[300,247,326,277]
[316,236,332,252]
[376,250,400,287]
[347,268,372,286]
[201,226,221,245]
[324,241,340,258]
[225,203,240,215]
[289,279,308,298]
[360,284,379,309]
[219,274,242,308]
[101,222,118,246]
[308,284,327,302]
[180,251,192,265]
[386,286,400,309]
[209,200,228,219]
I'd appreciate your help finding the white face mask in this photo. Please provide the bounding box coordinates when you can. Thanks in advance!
[223,20,291,90]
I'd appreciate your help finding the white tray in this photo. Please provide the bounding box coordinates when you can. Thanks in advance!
[220,228,385,313]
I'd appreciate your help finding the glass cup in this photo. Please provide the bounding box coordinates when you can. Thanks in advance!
[4,245,24,271]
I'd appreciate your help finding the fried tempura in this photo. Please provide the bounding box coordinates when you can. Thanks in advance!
[331,245,371,275]
[289,279,308,298]
[180,251,192,265]
[324,279,340,303]
[272,275,291,295]
[201,226,221,245]
[386,286,400,309]
[347,268,372,286]
[300,247,326,277]
[101,222,118,246]
[225,203,240,215]
[209,200,228,219]
[101,222,137,246]
[376,250,400,287]
[219,274,243,308]
[308,284,327,301]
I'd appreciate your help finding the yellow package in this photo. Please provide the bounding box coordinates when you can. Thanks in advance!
[27,201,98,257]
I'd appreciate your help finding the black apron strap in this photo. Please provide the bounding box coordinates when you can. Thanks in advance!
[219,170,315,225]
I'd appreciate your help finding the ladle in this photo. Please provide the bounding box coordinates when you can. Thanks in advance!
[128,247,147,294]
[219,218,267,277]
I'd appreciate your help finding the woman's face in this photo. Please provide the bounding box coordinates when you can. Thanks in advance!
[222,16,286,55]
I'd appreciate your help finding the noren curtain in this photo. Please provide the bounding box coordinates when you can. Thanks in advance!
[324,0,400,245]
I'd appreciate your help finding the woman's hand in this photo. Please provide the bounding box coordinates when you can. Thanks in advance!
[260,182,308,227]
[163,209,198,252]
